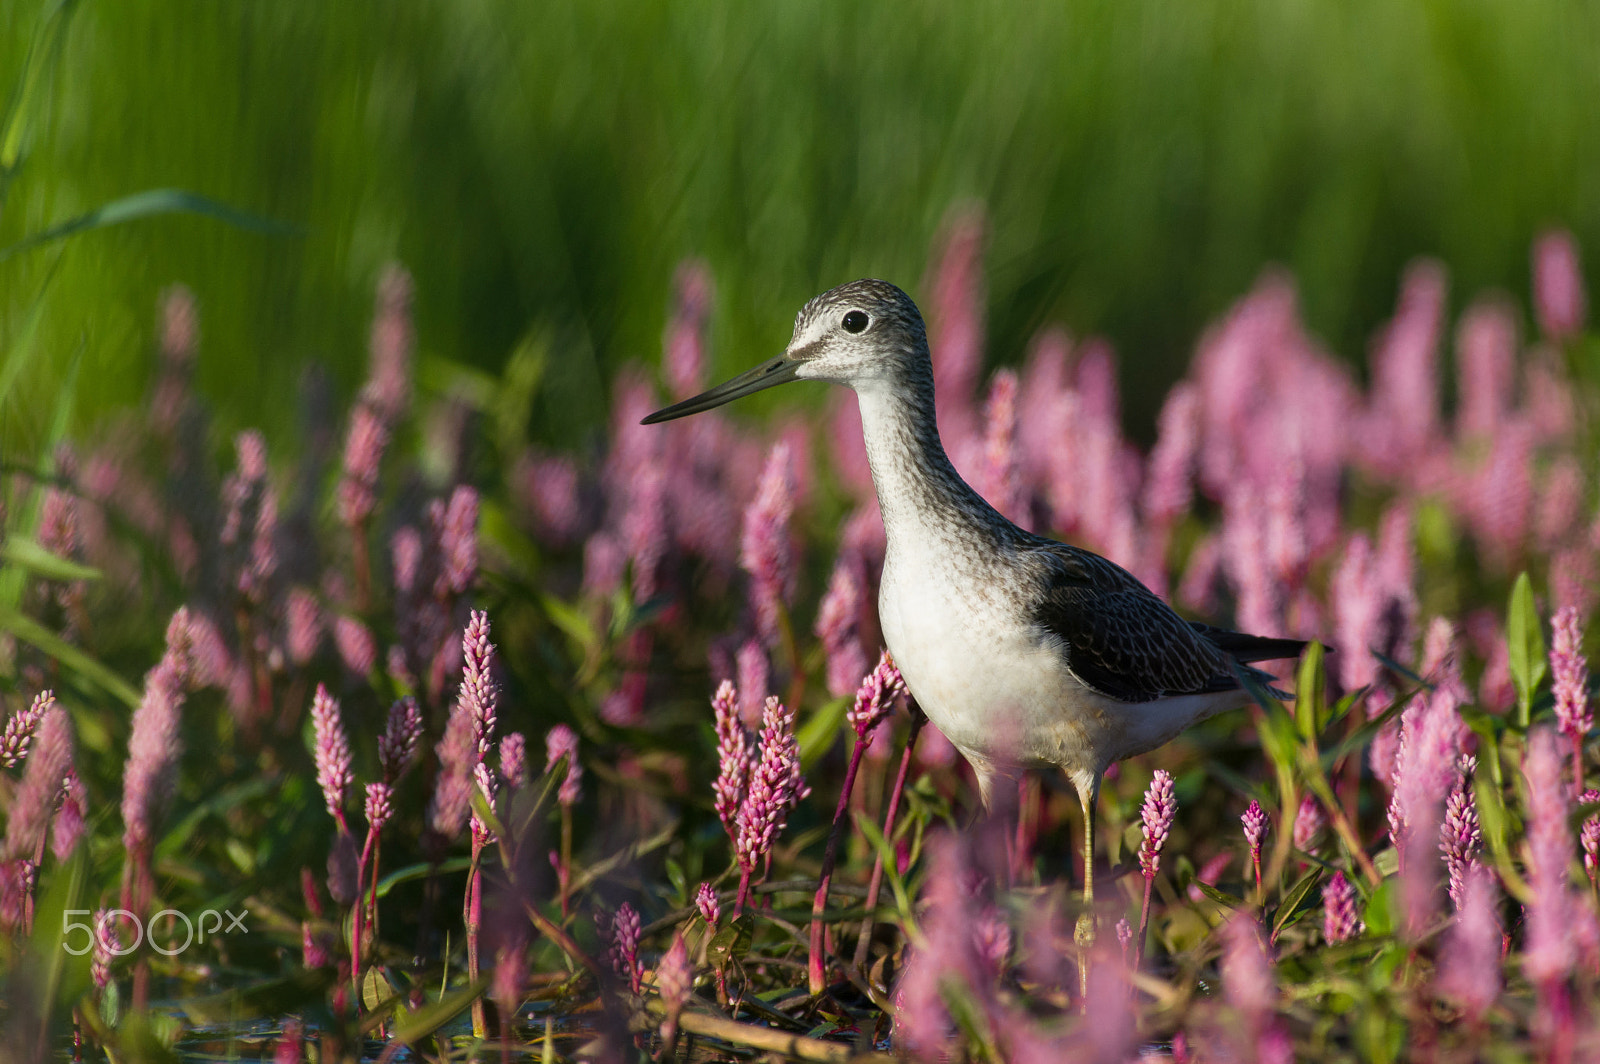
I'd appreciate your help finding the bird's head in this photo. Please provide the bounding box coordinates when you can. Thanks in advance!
[641,278,927,425]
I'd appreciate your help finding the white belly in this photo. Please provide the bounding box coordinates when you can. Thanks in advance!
[877,545,1245,788]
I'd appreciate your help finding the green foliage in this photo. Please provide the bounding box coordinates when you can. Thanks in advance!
[4,0,1600,460]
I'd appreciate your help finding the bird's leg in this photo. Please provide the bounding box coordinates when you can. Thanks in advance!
[1073,775,1101,1001]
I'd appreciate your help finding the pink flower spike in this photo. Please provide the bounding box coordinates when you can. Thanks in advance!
[1,690,52,769]
[499,732,527,791]
[51,769,88,863]
[847,650,906,746]
[364,782,394,834]
[285,588,324,667]
[735,696,807,876]
[440,485,480,596]
[460,610,498,762]
[1434,865,1501,1023]
[1143,381,1201,526]
[1533,230,1587,341]
[1242,800,1268,891]
[544,724,583,807]
[664,260,714,400]
[1523,728,1579,987]
[740,442,796,647]
[430,703,476,838]
[696,882,720,927]
[1139,770,1177,879]
[815,555,869,699]
[711,681,754,844]
[378,697,424,782]
[1293,794,1326,855]
[1550,605,1591,789]
[122,609,193,855]
[1321,872,1362,944]
[607,902,643,993]
[1441,770,1483,910]
[338,403,388,529]
[4,705,72,861]
[310,685,353,823]
[1580,789,1600,886]
[334,615,377,677]
[657,932,693,1011]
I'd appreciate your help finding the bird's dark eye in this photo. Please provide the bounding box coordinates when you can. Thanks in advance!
[842,310,869,334]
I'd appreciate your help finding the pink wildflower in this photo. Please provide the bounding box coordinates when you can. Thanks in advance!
[664,260,714,400]
[735,696,807,874]
[1579,789,1599,886]
[378,697,424,782]
[1293,794,1326,855]
[544,724,583,807]
[1454,298,1517,441]
[927,210,986,453]
[364,265,414,423]
[499,732,527,790]
[122,609,193,854]
[92,909,124,990]
[1322,872,1361,943]
[439,485,480,597]
[285,588,324,666]
[1441,768,1483,910]
[735,638,769,726]
[1139,770,1177,878]
[657,932,693,1031]
[1220,911,1275,1035]
[740,442,796,647]
[607,902,643,993]
[460,610,498,761]
[333,615,377,676]
[4,705,72,861]
[1,690,51,769]
[51,769,87,863]
[847,650,906,746]
[364,782,394,834]
[1366,260,1447,477]
[1242,799,1268,891]
[338,403,387,529]
[1435,865,1501,1023]
[1332,534,1380,693]
[310,685,353,823]
[1551,605,1591,788]
[815,554,869,699]
[977,369,1026,526]
[711,681,754,844]
[696,882,720,927]
[430,703,477,837]
[1523,728,1579,986]
[1533,230,1587,341]
[1143,381,1201,525]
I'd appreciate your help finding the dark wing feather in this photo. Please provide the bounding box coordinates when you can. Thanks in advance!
[1187,623,1310,663]
[1024,544,1238,703]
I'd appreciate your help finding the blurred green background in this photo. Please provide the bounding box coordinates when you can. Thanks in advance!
[3,0,1598,459]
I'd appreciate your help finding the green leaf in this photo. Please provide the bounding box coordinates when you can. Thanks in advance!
[387,976,491,1046]
[182,969,335,1026]
[1293,641,1326,744]
[0,603,140,706]
[1191,879,1243,910]
[1271,867,1323,939]
[376,856,474,898]
[0,536,102,582]
[797,694,849,769]
[1362,878,1397,937]
[0,188,300,263]
[1507,572,1546,728]
[853,811,912,922]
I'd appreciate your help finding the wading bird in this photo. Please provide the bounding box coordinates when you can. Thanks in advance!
[642,279,1305,991]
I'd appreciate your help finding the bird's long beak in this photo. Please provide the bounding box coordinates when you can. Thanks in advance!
[640,355,802,424]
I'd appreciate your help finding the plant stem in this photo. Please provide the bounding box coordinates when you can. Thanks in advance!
[1134,872,1154,970]
[809,736,868,994]
[853,703,926,971]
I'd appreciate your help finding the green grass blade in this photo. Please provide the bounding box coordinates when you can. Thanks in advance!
[0,603,140,706]
[0,187,300,263]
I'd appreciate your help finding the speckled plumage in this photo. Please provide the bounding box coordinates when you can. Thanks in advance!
[644,276,1306,988]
